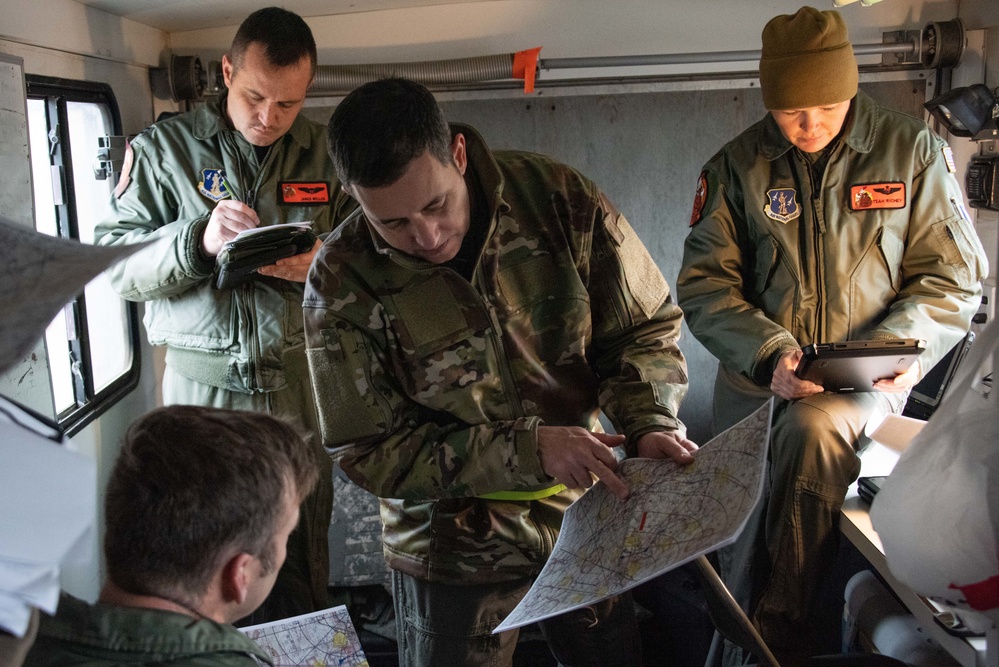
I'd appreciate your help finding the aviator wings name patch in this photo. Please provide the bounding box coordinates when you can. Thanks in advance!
[850,182,906,211]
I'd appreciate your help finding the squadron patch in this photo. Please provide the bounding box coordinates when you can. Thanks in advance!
[689,172,709,227]
[280,181,330,204]
[850,182,906,211]
[764,188,800,224]
[198,169,230,202]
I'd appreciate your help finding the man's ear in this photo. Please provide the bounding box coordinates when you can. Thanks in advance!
[222,54,235,88]
[451,134,467,176]
[220,552,254,605]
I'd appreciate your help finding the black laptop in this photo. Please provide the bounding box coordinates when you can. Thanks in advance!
[902,332,975,421]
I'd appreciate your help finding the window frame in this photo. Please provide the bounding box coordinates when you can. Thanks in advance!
[25,74,141,436]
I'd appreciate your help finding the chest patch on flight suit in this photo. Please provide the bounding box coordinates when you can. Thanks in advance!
[689,172,708,227]
[850,183,906,211]
[764,188,800,224]
[280,181,331,204]
[198,169,230,202]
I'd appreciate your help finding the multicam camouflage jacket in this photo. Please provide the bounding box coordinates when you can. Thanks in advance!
[304,124,688,583]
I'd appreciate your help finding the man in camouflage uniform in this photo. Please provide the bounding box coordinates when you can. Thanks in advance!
[677,8,988,664]
[305,78,697,666]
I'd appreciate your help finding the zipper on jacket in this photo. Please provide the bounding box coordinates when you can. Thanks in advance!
[239,283,259,391]
[241,143,276,390]
[471,257,526,420]
[800,150,827,342]
[484,301,526,419]
[251,144,276,213]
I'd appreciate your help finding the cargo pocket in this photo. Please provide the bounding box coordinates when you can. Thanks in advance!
[609,213,669,320]
[876,226,904,291]
[933,215,987,286]
[751,235,798,329]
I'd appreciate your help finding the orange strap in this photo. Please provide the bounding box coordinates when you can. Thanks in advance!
[512,47,542,94]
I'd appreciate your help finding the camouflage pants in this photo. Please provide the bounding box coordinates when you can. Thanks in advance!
[163,364,334,623]
[392,570,643,667]
[711,365,903,666]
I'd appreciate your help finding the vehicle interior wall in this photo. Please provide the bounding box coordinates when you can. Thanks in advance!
[168,0,961,76]
[958,1,999,322]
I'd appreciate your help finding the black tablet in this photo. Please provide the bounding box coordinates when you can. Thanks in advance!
[794,338,926,392]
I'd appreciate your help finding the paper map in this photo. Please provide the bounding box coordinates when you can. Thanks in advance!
[494,400,772,633]
[0,220,143,374]
[241,605,368,666]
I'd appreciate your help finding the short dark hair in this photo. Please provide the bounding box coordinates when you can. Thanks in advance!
[103,406,320,605]
[327,78,453,188]
[230,7,317,75]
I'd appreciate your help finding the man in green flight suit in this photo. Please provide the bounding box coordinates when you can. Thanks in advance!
[95,8,355,622]
[305,77,699,666]
[678,7,989,664]
[24,406,320,666]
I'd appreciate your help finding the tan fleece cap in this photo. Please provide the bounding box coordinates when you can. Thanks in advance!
[759,6,858,110]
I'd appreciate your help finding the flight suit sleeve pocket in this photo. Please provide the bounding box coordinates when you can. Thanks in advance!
[307,325,391,446]
[931,218,985,286]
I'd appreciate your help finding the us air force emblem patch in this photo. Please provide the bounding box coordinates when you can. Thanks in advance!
[198,169,230,202]
[764,188,800,224]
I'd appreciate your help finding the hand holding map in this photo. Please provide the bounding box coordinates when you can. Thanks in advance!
[495,400,773,633]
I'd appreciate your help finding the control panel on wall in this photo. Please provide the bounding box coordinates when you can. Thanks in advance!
[966,155,999,211]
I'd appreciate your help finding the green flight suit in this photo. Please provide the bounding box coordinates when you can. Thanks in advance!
[678,91,988,663]
[95,94,356,622]
[24,594,273,667]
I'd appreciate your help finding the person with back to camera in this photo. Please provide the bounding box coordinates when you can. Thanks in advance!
[305,77,699,666]
[94,7,356,623]
[23,405,320,666]
[677,6,988,665]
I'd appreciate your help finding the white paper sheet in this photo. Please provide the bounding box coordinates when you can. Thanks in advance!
[0,423,96,563]
[866,412,924,453]
[0,399,96,637]
[0,220,145,375]
[233,220,312,240]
